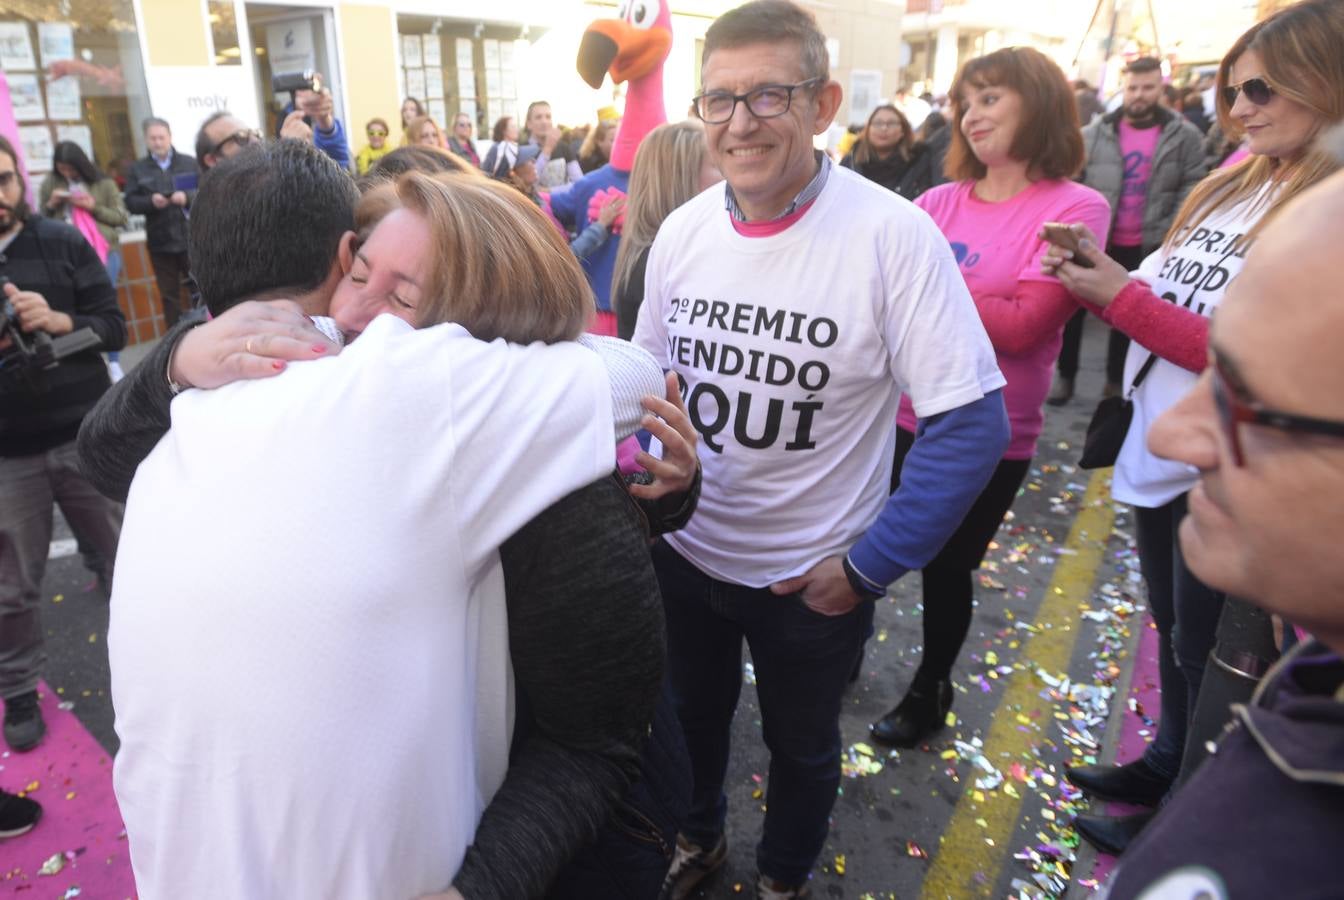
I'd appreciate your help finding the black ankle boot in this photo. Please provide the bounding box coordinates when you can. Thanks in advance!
[870,678,953,747]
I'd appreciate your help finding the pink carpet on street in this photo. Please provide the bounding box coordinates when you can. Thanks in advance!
[0,682,135,898]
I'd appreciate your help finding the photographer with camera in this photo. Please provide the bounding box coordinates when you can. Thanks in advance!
[0,136,126,753]
[271,72,352,171]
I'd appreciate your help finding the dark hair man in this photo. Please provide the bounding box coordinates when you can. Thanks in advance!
[0,134,126,754]
[1097,156,1344,900]
[631,2,1009,897]
[124,117,198,327]
[194,110,263,171]
[1050,57,1208,405]
[76,140,689,899]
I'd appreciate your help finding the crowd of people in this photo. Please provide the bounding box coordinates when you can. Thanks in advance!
[2,0,1343,898]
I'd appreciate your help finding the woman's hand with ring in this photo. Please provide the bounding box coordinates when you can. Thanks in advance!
[169,299,340,390]
[1038,222,1132,308]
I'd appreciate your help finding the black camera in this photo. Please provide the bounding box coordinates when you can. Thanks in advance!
[0,276,104,392]
[272,70,323,127]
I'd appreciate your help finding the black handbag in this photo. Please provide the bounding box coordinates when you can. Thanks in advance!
[1078,353,1159,470]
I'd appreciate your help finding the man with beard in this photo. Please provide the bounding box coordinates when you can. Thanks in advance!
[0,135,126,753]
[1050,57,1208,404]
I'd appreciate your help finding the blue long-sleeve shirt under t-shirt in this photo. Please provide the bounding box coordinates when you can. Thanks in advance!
[846,389,1010,595]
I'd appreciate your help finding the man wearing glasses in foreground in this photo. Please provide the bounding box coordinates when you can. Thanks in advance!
[1093,157,1344,900]
[195,111,264,172]
[632,2,1009,896]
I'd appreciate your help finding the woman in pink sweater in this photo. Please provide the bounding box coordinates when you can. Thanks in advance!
[869,47,1111,748]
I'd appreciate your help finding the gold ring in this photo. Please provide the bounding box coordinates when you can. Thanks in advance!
[246,338,254,354]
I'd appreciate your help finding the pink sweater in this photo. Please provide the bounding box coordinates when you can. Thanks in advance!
[898,180,1112,458]
[1089,281,1209,374]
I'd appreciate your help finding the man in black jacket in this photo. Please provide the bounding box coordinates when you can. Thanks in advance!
[123,117,197,328]
[0,135,126,754]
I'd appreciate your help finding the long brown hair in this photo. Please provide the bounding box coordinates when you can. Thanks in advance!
[612,121,709,301]
[853,104,913,167]
[1162,0,1344,249]
[944,46,1083,182]
[359,172,592,344]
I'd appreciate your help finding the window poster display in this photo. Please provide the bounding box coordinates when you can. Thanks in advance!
[424,67,443,100]
[422,34,441,68]
[7,72,45,121]
[37,22,74,64]
[0,22,36,70]
[19,123,53,172]
[56,123,94,158]
[401,33,422,69]
[46,74,82,120]
[405,67,426,101]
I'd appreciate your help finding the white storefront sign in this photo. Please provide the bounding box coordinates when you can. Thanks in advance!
[144,66,260,147]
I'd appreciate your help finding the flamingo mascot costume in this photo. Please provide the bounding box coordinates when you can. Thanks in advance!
[549,0,673,335]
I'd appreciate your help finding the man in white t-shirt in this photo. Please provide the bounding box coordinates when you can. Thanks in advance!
[633,3,1009,897]
[88,142,665,900]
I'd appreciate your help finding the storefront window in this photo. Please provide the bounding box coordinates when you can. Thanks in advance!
[210,1,243,66]
[0,0,153,187]
[396,16,538,139]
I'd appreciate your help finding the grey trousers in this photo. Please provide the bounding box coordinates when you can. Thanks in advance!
[0,439,123,699]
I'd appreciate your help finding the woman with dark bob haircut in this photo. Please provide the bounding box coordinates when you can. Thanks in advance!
[869,46,1112,748]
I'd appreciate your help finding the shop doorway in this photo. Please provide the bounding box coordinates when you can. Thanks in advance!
[242,4,344,139]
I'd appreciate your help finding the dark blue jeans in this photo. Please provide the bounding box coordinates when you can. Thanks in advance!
[1134,494,1226,782]
[652,540,874,886]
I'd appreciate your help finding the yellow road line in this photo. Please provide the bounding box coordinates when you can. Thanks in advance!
[919,471,1115,899]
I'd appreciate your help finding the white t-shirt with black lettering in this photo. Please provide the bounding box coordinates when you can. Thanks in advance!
[109,315,615,899]
[1114,186,1274,508]
[634,167,1004,587]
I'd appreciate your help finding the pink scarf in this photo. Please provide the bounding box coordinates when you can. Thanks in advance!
[71,204,110,264]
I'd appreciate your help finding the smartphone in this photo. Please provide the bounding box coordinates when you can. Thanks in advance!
[1041,222,1095,269]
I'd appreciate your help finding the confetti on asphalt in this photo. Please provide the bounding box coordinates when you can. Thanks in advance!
[39,852,66,876]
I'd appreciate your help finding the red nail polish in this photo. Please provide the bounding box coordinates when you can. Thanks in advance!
[312,344,328,353]
[272,360,285,370]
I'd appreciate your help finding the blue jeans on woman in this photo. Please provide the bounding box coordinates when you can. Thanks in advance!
[1134,494,1226,782]
[652,539,874,886]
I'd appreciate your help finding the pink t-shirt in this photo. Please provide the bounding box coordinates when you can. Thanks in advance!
[1112,119,1162,247]
[897,179,1112,458]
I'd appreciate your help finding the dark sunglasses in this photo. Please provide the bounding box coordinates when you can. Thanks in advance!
[1211,356,1344,466]
[1221,77,1274,109]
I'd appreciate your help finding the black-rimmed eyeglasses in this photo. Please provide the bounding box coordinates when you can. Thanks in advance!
[212,129,262,156]
[692,77,824,125]
[1211,356,1344,466]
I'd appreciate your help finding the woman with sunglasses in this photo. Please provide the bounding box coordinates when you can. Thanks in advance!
[354,117,393,175]
[1041,0,1344,856]
[867,46,1111,750]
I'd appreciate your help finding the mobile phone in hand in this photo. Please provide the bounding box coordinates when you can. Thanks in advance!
[1041,222,1095,269]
